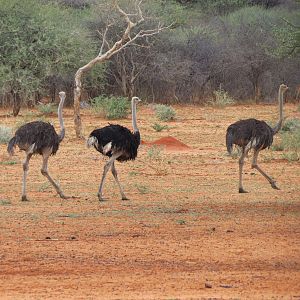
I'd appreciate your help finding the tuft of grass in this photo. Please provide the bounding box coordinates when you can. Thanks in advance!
[152,123,170,132]
[91,95,130,119]
[129,171,138,176]
[154,104,176,122]
[209,86,235,107]
[0,160,17,165]
[147,145,163,160]
[0,125,13,144]
[176,219,186,225]
[0,199,11,206]
[135,184,149,194]
[38,182,51,192]
[146,145,168,175]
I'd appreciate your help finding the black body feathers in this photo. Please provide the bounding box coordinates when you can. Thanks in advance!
[89,124,140,162]
[7,121,60,155]
[226,118,273,154]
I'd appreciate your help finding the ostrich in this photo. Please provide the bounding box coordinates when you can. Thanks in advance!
[7,91,68,201]
[226,84,288,193]
[87,96,141,201]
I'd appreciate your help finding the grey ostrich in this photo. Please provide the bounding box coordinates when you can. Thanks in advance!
[226,84,288,193]
[7,91,68,201]
[87,96,141,201]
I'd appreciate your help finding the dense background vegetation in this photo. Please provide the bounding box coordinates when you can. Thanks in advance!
[0,0,299,113]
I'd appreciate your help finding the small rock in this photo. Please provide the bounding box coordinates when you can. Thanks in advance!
[205,283,212,288]
[220,284,233,288]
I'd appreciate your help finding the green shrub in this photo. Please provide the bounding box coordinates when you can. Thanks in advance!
[155,104,176,121]
[279,130,300,161]
[152,123,170,132]
[281,118,300,132]
[91,96,130,119]
[271,143,284,151]
[210,87,235,107]
[37,103,55,115]
[0,125,12,144]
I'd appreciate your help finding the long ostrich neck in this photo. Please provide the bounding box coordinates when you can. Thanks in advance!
[272,88,284,135]
[57,93,65,142]
[132,99,138,133]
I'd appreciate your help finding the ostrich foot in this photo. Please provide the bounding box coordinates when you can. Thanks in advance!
[97,194,106,202]
[21,195,29,201]
[239,188,248,193]
[271,182,280,190]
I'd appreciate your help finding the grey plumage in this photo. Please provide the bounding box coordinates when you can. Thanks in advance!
[7,91,68,201]
[226,84,288,193]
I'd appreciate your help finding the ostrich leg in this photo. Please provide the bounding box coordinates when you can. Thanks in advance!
[98,153,121,201]
[238,149,248,193]
[41,149,67,199]
[251,150,280,190]
[111,162,128,200]
[21,153,33,201]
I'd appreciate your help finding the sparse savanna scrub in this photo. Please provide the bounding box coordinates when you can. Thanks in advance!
[1,0,299,116]
[0,104,299,298]
[0,0,300,298]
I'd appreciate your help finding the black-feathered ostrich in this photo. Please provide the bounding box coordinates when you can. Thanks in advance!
[226,84,288,193]
[7,91,68,201]
[87,96,141,201]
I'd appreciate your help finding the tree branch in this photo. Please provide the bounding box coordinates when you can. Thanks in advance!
[73,0,170,138]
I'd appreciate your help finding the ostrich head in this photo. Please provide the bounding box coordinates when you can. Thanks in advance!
[279,84,288,93]
[132,96,141,104]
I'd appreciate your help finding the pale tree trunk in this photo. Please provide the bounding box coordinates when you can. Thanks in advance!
[73,0,170,138]
[254,84,261,104]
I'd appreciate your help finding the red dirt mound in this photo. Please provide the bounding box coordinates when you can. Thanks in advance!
[142,136,190,151]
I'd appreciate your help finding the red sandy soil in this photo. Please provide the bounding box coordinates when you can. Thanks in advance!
[0,104,299,299]
[142,136,191,151]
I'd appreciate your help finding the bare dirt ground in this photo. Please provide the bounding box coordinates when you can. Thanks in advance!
[0,103,299,299]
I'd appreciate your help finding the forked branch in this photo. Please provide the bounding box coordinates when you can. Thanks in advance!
[73,0,170,138]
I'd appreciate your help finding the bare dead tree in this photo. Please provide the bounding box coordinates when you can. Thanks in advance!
[73,0,170,138]
[106,49,148,98]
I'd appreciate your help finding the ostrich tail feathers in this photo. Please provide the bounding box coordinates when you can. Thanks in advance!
[86,136,98,148]
[226,129,234,154]
[7,136,16,155]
